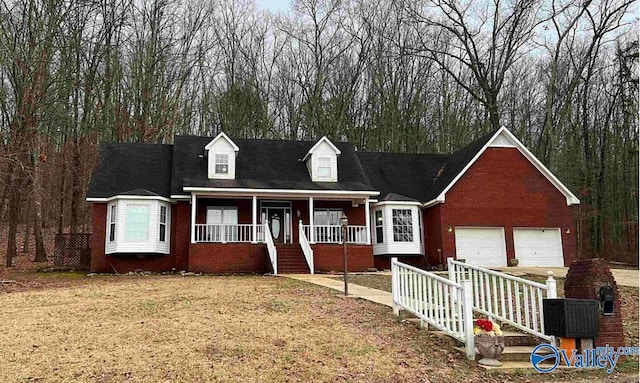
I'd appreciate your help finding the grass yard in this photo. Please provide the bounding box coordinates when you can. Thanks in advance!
[0,273,638,383]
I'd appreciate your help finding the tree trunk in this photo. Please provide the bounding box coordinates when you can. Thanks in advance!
[6,190,19,268]
[57,150,66,235]
[70,140,80,234]
[22,201,31,253]
[32,158,48,262]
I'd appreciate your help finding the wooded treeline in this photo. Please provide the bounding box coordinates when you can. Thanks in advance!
[0,0,637,266]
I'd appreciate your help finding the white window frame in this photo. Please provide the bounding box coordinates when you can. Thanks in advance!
[317,156,331,178]
[392,208,413,242]
[374,210,383,244]
[159,205,168,242]
[108,204,117,242]
[125,204,151,241]
[215,154,229,175]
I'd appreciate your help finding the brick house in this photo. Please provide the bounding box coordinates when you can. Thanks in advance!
[86,127,580,274]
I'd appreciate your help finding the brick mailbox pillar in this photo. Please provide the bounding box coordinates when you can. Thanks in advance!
[564,259,625,348]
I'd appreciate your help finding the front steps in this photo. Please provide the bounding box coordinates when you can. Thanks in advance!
[404,318,559,372]
[276,244,309,274]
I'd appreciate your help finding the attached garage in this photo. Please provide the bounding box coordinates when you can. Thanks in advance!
[454,227,507,267]
[513,228,564,267]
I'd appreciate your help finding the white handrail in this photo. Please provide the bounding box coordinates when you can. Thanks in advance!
[392,258,474,360]
[194,224,256,243]
[264,223,277,275]
[298,221,314,274]
[301,224,368,244]
[447,258,556,341]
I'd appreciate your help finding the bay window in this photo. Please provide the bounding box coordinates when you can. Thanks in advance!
[105,199,170,255]
[392,209,413,242]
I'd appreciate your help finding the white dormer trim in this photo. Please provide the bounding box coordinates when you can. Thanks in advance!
[205,132,239,152]
[206,132,239,179]
[423,126,580,207]
[302,136,341,162]
[304,137,341,182]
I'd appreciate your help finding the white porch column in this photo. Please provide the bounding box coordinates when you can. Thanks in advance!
[251,195,257,243]
[364,197,371,245]
[309,196,314,243]
[190,194,196,243]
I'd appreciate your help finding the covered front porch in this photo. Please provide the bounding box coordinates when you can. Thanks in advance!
[189,194,372,246]
[186,191,375,274]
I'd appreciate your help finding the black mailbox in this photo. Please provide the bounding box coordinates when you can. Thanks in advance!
[543,299,599,338]
[599,284,615,316]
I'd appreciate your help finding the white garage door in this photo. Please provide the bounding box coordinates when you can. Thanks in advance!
[455,227,507,267]
[513,228,564,267]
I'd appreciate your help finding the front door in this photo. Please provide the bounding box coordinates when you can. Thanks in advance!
[269,208,285,243]
[261,201,292,243]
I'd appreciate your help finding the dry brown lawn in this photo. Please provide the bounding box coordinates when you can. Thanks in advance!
[0,273,638,383]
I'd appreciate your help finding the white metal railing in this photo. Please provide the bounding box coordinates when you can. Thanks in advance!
[194,224,258,243]
[447,258,556,341]
[264,222,277,274]
[392,258,474,360]
[298,221,314,274]
[301,224,368,244]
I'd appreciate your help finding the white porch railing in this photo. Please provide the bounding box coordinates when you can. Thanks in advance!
[301,224,368,244]
[447,258,556,341]
[298,221,314,274]
[264,222,277,275]
[194,224,263,243]
[392,258,475,360]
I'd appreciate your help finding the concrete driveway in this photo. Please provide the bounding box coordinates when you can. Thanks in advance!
[494,266,639,288]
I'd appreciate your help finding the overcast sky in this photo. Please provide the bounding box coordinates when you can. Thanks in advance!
[255,0,292,14]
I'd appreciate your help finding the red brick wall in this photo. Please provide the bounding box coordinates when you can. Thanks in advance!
[564,260,625,348]
[188,243,268,274]
[423,206,444,266]
[90,203,107,272]
[313,244,373,272]
[90,203,177,273]
[172,202,190,270]
[429,147,577,266]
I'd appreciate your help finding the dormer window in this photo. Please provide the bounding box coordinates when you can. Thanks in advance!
[215,154,229,175]
[303,136,341,182]
[206,132,239,179]
[317,157,331,178]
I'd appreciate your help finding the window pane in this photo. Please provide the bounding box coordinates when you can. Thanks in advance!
[125,205,150,240]
[392,209,413,242]
[109,205,117,242]
[375,210,383,244]
[159,206,167,242]
[317,157,331,177]
[215,154,229,174]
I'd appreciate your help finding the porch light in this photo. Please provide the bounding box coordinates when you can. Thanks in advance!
[340,213,349,296]
[340,213,348,227]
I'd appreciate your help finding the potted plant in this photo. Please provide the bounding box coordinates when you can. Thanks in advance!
[473,318,505,366]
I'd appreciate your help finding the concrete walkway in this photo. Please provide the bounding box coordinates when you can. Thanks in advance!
[285,274,393,307]
[494,266,639,288]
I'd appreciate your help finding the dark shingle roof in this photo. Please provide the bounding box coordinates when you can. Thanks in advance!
[87,131,497,203]
[358,130,497,202]
[356,152,449,202]
[171,136,374,195]
[422,130,496,202]
[87,143,173,198]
